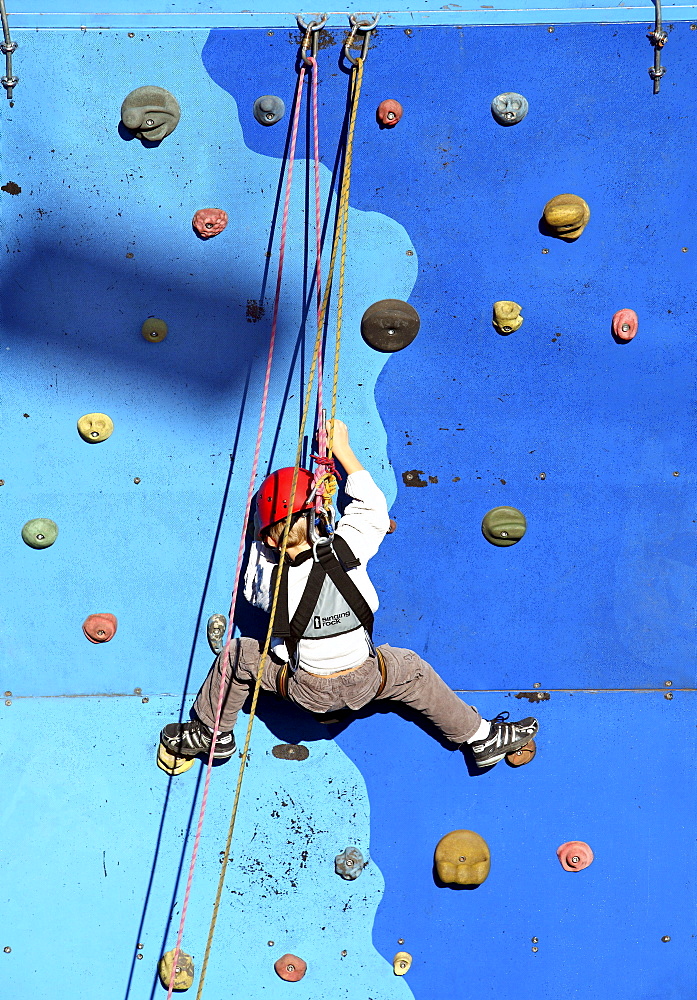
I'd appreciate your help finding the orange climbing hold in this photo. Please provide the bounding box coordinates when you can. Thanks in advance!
[274,954,307,982]
[82,613,118,643]
[557,841,594,871]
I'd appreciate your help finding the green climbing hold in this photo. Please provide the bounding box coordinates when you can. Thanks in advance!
[141,318,168,342]
[481,506,526,547]
[22,518,59,549]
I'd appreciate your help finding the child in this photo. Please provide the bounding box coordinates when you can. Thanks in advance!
[160,421,538,769]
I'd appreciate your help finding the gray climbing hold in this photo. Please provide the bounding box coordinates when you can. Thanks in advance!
[253,95,285,126]
[335,846,367,880]
[121,86,181,141]
[491,92,529,126]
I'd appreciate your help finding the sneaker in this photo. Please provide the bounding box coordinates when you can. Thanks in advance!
[207,614,227,655]
[160,719,237,760]
[469,714,539,768]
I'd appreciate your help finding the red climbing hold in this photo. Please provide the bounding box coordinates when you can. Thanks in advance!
[557,841,594,871]
[612,308,638,342]
[274,954,307,982]
[82,613,118,643]
[377,99,403,128]
[192,208,228,239]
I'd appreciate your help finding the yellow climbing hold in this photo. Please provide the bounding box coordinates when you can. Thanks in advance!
[77,413,114,443]
[158,948,195,991]
[393,952,412,975]
[542,193,590,241]
[434,829,491,886]
[492,301,523,335]
[157,743,195,776]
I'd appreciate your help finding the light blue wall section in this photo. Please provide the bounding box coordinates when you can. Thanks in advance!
[0,696,411,1000]
[6,0,697,27]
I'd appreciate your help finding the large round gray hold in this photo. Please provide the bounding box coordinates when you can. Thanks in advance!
[120,86,181,141]
[360,299,420,353]
[253,95,285,126]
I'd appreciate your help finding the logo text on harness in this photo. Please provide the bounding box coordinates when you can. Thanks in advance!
[313,610,351,629]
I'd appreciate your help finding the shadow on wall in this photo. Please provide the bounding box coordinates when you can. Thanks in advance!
[0,240,302,399]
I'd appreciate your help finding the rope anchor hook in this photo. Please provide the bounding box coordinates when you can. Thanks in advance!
[344,12,381,66]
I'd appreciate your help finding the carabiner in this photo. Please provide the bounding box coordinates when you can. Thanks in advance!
[297,13,327,65]
[343,12,380,67]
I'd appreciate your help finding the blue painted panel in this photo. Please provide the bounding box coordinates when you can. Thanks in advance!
[336,690,697,1000]
[7,3,697,29]
[0,692,694,999]
[1,23,695,1000]
[203,24,697,691]
[0,696,409,1000]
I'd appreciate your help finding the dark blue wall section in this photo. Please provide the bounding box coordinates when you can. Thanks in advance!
[205,24,697,692]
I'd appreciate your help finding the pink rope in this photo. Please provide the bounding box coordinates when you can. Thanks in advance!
[165,60,310,1000]
[308,55,326,465]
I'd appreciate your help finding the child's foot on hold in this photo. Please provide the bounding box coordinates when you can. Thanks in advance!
[160,718,237,760]
[207,614,227,655]
[469,714,539,768]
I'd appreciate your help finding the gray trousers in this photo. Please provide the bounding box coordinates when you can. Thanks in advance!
[193,638,481,747]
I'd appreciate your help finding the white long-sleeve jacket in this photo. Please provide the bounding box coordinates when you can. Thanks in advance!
[244,470,390,674]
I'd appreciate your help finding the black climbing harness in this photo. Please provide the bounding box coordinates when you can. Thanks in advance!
[271,534,387,703]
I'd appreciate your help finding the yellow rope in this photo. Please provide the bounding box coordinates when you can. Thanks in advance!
[193,54,368,1000]
[327,57,364,462]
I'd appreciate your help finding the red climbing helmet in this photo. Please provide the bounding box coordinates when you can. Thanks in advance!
[256,467,315,534]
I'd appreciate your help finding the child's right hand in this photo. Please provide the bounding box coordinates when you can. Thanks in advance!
[327,418,349,451]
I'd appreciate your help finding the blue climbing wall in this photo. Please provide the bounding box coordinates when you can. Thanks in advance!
[1,13,695,1000]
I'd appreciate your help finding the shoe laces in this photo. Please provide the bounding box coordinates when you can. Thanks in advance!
[492,711,510,725]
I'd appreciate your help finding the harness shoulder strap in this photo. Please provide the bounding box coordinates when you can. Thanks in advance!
[315,541,374,637]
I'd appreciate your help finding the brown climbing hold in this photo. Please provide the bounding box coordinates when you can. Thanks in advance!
[542,193,590,241]
[158,948,195,991]
[274,954,307,982]
[387,518,397,534]
[361,299,420,353]
[272,744,309,761]
[82,613,118,644]
[505,739,537,766]
[434,830,490,886]
[157,743,195,776]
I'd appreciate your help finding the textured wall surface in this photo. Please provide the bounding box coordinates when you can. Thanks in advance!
[1,21,695,1000]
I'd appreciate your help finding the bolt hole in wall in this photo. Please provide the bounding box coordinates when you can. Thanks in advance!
[0,17,696,1000]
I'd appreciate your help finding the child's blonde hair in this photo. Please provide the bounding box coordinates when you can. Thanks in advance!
[263,510,309,548]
